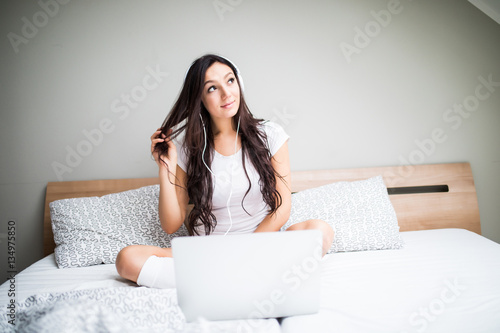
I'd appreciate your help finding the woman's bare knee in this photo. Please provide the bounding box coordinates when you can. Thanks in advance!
[115,245,172,283]
[116,245,142,282]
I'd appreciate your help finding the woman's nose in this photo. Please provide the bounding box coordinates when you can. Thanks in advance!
[221,86,232,98]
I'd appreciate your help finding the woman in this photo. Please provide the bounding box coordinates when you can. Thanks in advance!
[115,54,334,288]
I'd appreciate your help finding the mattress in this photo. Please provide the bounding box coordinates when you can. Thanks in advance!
[1,228,499,332]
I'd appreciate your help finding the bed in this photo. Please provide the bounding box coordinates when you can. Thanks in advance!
[1,162,499,332]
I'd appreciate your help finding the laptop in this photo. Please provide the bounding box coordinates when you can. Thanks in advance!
[172,229,323,322]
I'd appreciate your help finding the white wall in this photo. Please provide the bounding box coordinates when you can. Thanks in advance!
[1,0,499,278]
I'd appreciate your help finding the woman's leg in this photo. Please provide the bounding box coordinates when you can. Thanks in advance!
[285,219,334,256]
[115,245,173,287]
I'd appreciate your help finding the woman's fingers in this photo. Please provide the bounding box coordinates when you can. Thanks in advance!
[152,138,165,145]
[151,128,172,141]
[151,128,177,160]
[150,129,162,139]
[151,129,165,150]
[151,136,164,156]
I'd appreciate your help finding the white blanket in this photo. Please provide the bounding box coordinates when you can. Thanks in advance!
[1,286,280,333]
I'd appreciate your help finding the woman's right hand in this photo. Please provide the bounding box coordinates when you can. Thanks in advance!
[151,128,177,173]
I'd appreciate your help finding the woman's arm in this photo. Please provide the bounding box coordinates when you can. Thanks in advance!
[158,165,189,234]
[151,129,189,234]
[253,142,292,233]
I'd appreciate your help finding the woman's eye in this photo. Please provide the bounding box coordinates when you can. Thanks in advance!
[207,86,216,93]
[228,78,235,84]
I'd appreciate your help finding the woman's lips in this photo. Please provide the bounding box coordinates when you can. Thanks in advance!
[221,101,235,108]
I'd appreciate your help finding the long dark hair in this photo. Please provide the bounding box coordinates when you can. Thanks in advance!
[154,54,285,235]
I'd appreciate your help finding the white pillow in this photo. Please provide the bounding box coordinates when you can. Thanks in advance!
[281,176,404,253]
[50,185,189,268]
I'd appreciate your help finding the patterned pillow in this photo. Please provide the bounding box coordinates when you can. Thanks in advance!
[49,185,189,268]
[281,176,404,253]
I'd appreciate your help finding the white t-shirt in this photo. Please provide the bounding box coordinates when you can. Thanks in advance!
[176,121,289,235]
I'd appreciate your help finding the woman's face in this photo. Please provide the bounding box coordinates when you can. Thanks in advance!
[201,62,241,122]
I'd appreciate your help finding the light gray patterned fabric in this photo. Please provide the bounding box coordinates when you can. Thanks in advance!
[0,287,280,333]
[281,176,403,253]
[50,185,189,268]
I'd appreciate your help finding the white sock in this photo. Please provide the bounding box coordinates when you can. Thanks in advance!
[136,255,176,289]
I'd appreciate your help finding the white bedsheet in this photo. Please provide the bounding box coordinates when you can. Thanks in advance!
[281,228,500,333]
[1,228,499,332]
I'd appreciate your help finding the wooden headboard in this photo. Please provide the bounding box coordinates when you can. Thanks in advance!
[43,162,481,256]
